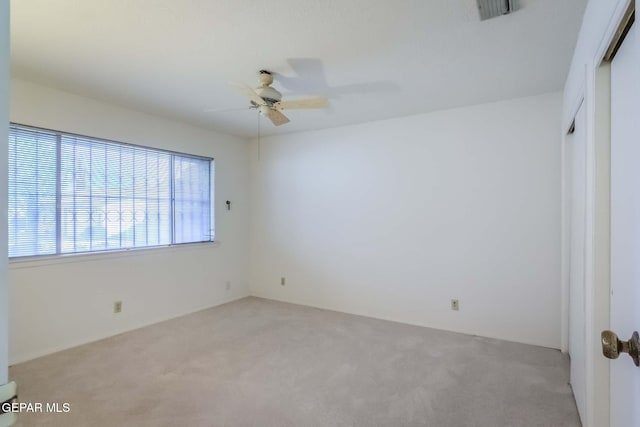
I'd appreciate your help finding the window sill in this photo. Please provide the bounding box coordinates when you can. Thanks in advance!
[8,241,221,269]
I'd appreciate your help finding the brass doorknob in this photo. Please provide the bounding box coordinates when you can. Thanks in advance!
[601,330,640,366]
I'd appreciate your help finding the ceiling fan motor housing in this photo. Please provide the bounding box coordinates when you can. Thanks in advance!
[255,85,282,105]
[255,70,282,105]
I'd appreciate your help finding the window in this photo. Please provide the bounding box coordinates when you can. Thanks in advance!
[8,124,213,258]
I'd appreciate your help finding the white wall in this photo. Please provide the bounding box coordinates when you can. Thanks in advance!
[0,0,9,384]
[8,79,251,364]
[250,92,562,349]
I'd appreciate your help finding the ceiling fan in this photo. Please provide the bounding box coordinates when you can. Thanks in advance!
[231,70,328,126]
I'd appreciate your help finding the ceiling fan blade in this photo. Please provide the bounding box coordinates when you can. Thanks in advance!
[274,97,328,110]
[266,109,290,126]
[230,82,266,106]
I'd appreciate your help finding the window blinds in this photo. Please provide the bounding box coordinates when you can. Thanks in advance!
[8,124,213,258]
[8,127,57,257]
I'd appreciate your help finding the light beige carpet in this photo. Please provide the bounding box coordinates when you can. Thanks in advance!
[9,297,580,426]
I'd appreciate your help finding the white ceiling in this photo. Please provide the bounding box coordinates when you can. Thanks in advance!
[10,0,586,138]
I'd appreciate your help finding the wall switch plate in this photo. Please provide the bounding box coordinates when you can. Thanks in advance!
[281,277,286,286]
[225,281,231,291]
[114,301,122,313]
[451,299,459,311]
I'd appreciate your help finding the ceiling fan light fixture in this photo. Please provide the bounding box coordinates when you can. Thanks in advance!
[255,85,282,103]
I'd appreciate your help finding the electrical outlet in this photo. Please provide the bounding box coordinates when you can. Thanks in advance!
[114,301,122,314]
[281,277,286,286]
[451,299,459,311]
[225,281,231,291]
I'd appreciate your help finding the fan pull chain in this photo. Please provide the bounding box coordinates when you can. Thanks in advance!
[257,110,261,161]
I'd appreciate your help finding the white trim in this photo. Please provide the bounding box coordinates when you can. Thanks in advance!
[8,240,221,270]
[562,2,631,425]
[563,0,632,134]
[594,0,634,66]
[0,0,8,386]
[592,62,612,427]
[583,59,598,427]
[560,127,568,353]
[583,3,632,426]
[560,97,584,355]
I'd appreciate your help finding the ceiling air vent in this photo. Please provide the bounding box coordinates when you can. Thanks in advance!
[477,0,519,21]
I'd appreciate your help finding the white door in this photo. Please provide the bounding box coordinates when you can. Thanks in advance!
[610,20,640,427]
[568,101,587,423]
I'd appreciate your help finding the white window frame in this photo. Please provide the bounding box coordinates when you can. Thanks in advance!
[8,123,215,260]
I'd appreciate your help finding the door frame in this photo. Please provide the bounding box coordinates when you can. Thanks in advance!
[564,96,589,421]
[561,1,633,426]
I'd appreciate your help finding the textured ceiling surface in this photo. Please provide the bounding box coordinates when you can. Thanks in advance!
[11,0,586,138]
